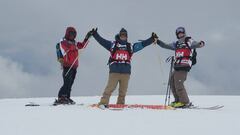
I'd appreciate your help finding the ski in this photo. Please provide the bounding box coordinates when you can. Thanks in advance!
[25,102,84,107]
[91,104,224,110]
[25,102,224,110]
[173,105,224,110]
[90,104,175,110]
[186,105,224,110]
[25,102,40,107]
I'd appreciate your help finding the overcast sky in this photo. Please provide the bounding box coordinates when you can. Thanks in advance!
[0,0,239,98]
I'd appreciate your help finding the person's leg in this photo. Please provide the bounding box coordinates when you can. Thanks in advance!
[170,71,179,102]
[99,73,120,105]
[174,71,189,104]
[66,68,77,98]
[58,67,69,98]
[117,74,130,104]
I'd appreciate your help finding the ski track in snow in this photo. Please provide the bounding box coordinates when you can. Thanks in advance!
[0,95,239,135]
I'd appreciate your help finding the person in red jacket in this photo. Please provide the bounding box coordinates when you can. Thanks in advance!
[54,27,91,105]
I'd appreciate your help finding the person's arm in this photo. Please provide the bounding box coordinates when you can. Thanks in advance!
[76,31,93,49]
[59,42,69,56]
[190,39,205,49]
[132,37,154,53]
[76,41,87,49]
[157,40,175,50]
[56,43,64,63]
[92,31,112,51]
[132,33,157,53]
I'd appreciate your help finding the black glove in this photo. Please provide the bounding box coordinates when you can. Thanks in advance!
[151,32,158,39]
[91,28,98,34]
[83,28,98,42]
[151,32,158,44]
[84,31,92,41]
[200,41,205,45]
[199,41,205,48]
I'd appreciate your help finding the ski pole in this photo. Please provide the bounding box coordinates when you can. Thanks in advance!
[164,56,174,106]
[65,40,89,77]
[164,56,171,106]
[168,56,174,105]
[151,44,167,103]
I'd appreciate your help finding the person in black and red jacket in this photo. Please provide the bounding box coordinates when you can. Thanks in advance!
[156,27,205,108]
[54,27,91,105]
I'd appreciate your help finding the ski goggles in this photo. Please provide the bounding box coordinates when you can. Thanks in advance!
[69,31,77,37]
[120,32,128,37]
[176,27,185,34]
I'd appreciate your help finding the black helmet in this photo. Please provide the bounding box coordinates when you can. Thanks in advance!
[119,28,128,37]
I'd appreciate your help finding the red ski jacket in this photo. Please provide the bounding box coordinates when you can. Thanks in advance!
[59,39,88,69]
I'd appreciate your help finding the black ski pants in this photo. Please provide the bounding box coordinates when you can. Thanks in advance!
[58,67,77,98]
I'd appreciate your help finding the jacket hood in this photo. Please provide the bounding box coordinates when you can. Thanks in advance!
[65,27,77,41]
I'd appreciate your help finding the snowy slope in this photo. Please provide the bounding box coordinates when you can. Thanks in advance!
[0,95,239,135]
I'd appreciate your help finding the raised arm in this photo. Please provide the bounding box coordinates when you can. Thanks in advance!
[189,39,205,49]
[92,29,113,51]
[132,33,156,53]
[76,41,88,49]
[157,40,175,51]
[76,31,92,49]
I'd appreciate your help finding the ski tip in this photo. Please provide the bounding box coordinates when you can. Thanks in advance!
[25,103,40,107]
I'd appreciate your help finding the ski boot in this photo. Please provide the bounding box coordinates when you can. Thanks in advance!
[53,96,69,106]
[171,102,193,108]
[170,101,178,107]
[66,97,76,105]
[98,103,109,110]
[182,102,194,108]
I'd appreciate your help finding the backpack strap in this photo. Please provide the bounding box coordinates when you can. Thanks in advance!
[126,42,133,56]
[184,37,198,66]
[184,37,192,52]
[108,41,118,65]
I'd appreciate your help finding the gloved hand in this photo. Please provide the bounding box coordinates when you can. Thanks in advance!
[199,41,205,47]
[152,32,158,39]
[151,32,158,44]
[58,58,64,64]
[91,28,98,34]
[84,31,93,41]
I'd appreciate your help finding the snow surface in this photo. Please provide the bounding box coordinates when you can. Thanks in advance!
[0,95,239,135]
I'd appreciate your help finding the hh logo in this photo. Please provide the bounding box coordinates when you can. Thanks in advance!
[116,53,128,60]
[176,52,184,57]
